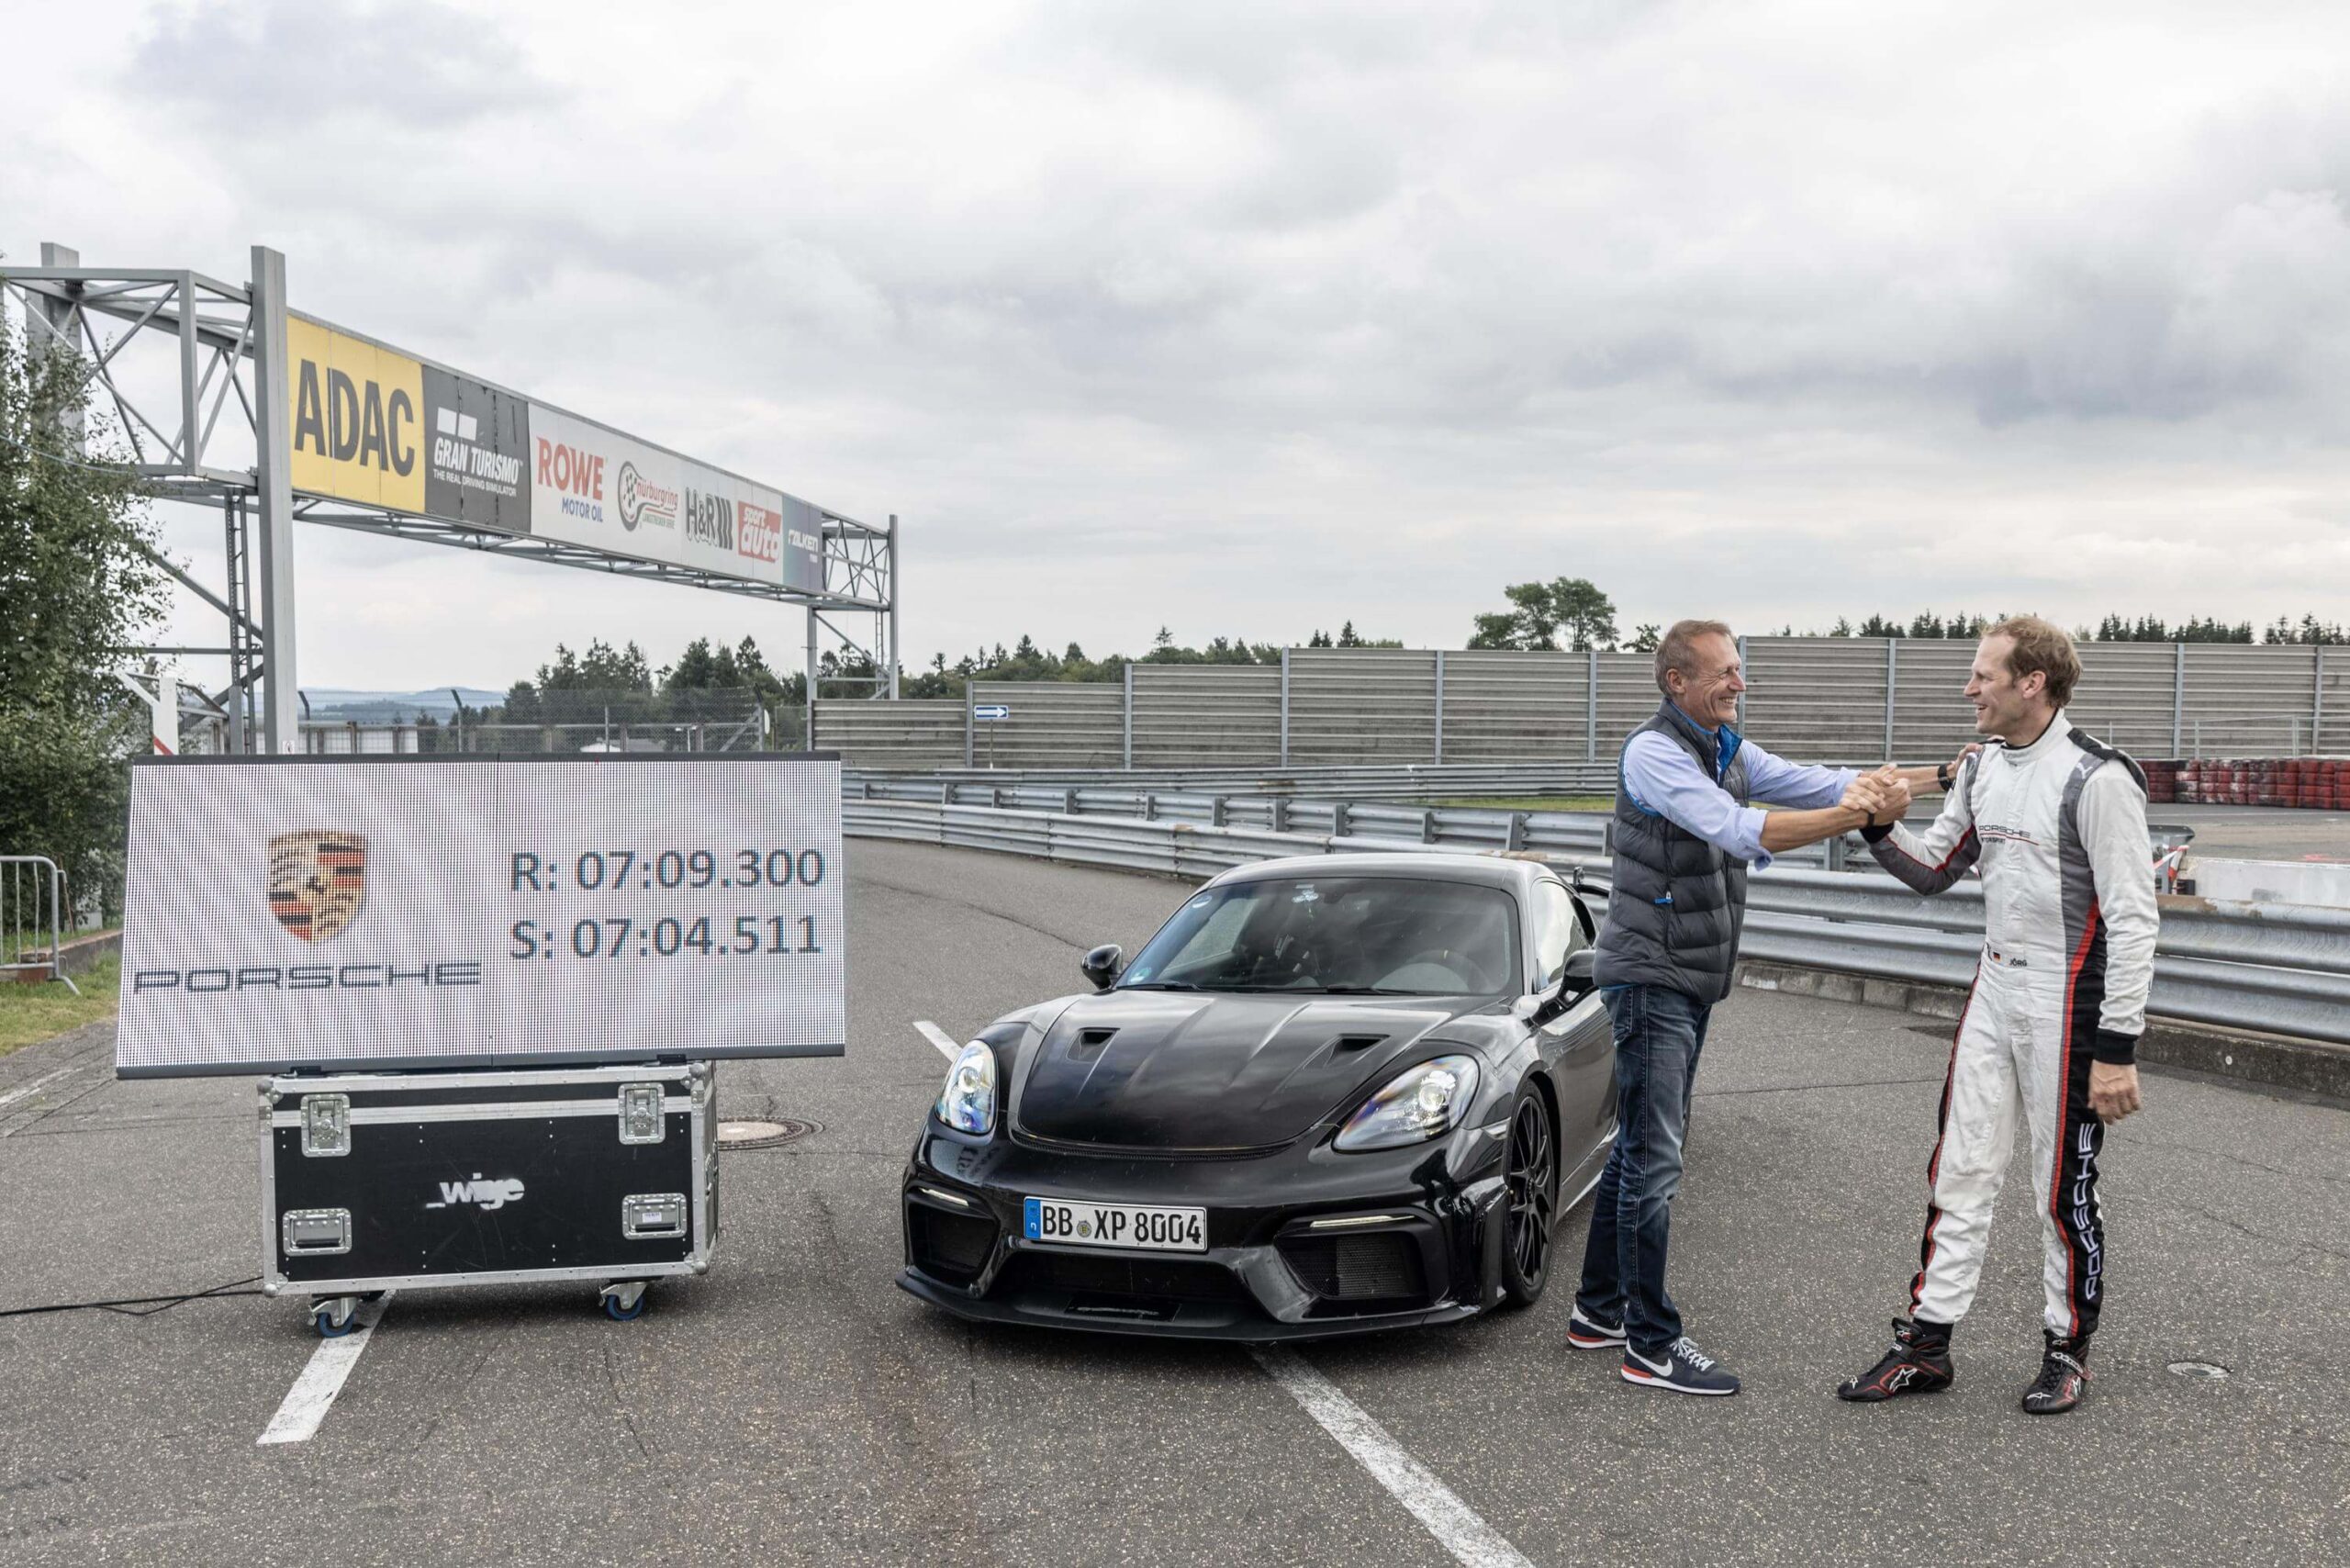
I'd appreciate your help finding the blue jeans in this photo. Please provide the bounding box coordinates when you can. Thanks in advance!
[1574,982,1712,1358]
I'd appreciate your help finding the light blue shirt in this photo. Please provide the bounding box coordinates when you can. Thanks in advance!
[1621,720,1855,870]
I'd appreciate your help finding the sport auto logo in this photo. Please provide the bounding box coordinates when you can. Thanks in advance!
[268,831,367,943]
[617,461,680,532]
[738,499,781,564]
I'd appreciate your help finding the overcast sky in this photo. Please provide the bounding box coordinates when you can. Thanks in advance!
[9,0,2349,689]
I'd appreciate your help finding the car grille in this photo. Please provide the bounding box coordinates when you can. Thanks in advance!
[997,1251,1248,1320]
[909,1204,999,1285]
[1277,1233,1427,1306]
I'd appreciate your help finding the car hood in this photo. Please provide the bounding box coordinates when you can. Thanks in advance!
[1012,990,1490,1151]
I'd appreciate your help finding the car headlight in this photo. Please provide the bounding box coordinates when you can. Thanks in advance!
[934,1042,998,1136]
[1334,1055,1480,1152]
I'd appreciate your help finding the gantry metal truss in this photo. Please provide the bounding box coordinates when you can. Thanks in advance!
[2,242,899,752]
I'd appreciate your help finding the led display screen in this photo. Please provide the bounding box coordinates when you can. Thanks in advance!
[116,755,845,1077]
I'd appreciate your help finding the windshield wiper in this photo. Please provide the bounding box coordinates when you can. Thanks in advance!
[1306,986,1419,995]
[1116,980,1199,991]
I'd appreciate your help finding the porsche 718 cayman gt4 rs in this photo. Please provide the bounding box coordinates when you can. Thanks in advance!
[899,853,1618,1338]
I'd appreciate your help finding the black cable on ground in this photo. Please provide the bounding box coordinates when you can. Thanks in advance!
[0,1276,263,1319]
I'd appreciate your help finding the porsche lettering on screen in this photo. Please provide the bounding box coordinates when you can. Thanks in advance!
[115,756,846,1077]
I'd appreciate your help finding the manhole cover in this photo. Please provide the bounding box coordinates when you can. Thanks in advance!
[717,1117,819,1149]
[2167,1361,2230,1381]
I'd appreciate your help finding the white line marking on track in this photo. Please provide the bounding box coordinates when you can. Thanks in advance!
[1250,1345,1535,1568]
[257,1293,394,1446]
[913,1021,961,1060]
[0,1065,79,1111]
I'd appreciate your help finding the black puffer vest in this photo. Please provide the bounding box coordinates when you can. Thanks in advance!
[1591,701,1755,1002]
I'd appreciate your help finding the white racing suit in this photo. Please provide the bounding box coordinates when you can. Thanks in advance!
[1863,712,2158,1340]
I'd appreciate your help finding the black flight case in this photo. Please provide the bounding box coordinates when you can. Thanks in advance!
[261,1062,717,1334]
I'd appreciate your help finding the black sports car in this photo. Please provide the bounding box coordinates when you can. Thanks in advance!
[899,852,1618,1338]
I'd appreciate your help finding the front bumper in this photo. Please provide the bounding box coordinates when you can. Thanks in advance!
[899,1119,1510,1340]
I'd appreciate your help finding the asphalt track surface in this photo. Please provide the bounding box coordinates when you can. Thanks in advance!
[1,840,2344,1566]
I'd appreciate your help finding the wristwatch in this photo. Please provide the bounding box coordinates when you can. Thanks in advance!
[1936,761,1954,791]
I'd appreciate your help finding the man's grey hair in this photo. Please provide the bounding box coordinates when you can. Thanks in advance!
[1655,619,1736,696]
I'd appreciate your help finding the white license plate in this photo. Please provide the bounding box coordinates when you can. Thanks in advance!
[1024,1196,1206,1253]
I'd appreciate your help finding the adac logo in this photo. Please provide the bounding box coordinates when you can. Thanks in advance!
[267,831,367,943]
[616,461,679,532]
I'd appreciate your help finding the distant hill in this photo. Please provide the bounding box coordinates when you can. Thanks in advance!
[301,687,506,722]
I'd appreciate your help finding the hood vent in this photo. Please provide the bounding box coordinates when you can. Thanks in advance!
[1071,1026,1119,1058]
[1332,1034,1387,1053]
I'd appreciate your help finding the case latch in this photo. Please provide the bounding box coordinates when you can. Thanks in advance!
[619,1082,666,1145]
[281,1208,352,1256]
[300,1094,351,1157]
[621,1193,688,1239]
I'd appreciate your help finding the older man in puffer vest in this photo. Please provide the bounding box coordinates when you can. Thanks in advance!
[1567,620,1963,1396]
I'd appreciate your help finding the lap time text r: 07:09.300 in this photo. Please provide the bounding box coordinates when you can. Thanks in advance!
[509,849,826,894]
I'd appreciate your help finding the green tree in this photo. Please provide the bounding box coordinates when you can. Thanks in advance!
[1628,623,1662,654]
[0,317,169,924]
[1468,577,1618,651]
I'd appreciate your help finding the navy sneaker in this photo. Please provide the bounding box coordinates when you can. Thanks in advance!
[1622,1337,1740,1396]
[2021,1334,2090,1415]
[1566,1308,1628,1350]
[1836,1318,1955,1403]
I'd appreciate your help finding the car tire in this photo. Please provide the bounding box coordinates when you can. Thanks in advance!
[1499,1086,1559,1309]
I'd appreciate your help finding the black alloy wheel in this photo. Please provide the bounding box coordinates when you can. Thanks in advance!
[1500,1090,1558,1307]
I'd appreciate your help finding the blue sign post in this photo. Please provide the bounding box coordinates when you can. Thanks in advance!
[972,704,1011,722]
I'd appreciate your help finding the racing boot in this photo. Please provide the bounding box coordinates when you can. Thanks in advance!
[2020,1331,2090,1415]
[1835,1317,1954,1403]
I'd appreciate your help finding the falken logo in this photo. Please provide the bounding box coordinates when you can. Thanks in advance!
[426,1173,526,1212]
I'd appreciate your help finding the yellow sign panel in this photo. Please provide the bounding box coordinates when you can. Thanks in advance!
[286,316,426,512]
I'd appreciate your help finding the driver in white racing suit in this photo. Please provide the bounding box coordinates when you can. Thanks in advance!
[1835,616,2157,1416]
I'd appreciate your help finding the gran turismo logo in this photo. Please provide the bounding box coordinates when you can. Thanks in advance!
[268,831,367,943]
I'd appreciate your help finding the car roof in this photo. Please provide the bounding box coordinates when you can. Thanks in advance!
[1204,852,1559,893]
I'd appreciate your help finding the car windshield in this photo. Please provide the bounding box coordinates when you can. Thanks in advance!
[1117,875,1519,996]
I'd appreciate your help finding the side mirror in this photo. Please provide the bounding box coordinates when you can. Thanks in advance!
[1080,944,1125,991]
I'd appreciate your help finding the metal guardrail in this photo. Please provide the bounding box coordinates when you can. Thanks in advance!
[844,799,2350,1048]
[2,857,81,995]
[847,761,1623,803]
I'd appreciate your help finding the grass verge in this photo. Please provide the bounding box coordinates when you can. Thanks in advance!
[0,954,120,1057]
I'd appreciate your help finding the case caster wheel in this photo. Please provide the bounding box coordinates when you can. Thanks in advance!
[311,1296,361,1338]
[600,1281,650,1322]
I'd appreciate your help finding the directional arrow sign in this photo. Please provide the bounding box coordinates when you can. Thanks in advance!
[972,704,1012,722]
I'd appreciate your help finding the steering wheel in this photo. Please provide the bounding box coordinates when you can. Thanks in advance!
[1387,946,1498,992]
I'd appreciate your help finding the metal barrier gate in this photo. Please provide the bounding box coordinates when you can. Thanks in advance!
[2,857,80,995]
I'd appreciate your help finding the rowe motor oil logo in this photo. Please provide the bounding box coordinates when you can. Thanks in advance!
[426,1174,526,1212]
[267,832,367,943]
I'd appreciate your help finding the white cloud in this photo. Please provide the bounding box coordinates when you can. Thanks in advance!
[6,0,2348,689]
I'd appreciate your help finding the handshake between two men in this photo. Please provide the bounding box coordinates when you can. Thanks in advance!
[1841,763,1923,828]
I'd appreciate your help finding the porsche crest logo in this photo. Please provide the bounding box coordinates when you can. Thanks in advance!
[268,831,368,943]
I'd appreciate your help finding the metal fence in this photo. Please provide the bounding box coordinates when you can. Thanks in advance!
[848,762,1621,803]
[2,857,80,994]
[817,640,2348,770]
[843,797,2350,1048]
